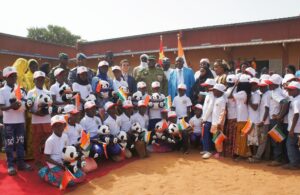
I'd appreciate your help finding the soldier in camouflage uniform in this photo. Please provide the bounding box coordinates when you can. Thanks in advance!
[136,55,168,96]
[49,53,70,85]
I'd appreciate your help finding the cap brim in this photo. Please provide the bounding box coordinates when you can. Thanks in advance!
[264,80,274,85]
[5,71,17,77]
[258,83,269,87]
[51,121,66,126]
[200,83,209,87]
[286,86,298,90]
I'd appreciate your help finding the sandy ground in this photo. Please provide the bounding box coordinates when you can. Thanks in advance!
[68,151,300,195]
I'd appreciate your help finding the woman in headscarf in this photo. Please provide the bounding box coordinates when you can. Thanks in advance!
[40,62,51,89]
[25,59,39,91]
[191,66,214,105]
[12,58,28,88]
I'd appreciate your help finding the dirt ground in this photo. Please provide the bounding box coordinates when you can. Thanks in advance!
[68,151,300,195]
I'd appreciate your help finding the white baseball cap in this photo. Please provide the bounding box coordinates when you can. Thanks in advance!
[226,74,237,83]
[258,79,269,87]
[168,111,177,118]
[151,81,160,88]
[51,115,66,126]
[33,71,46,79]
[200,78,216,87]
[112,65,121,72]
[213,83,226,92]
[123,100,133,108]
[84,101,96,110]
[137,81,147,89]
[194,104,203,110]
[98,60,109,67]
[178,83,187,90]
[282,74,296,84]
[77,66,88,74]
[104,101,115,111]
[200,58,210,64]
[54,68,65,77]
[265,74,282,85]
[3,66,17,77]
[260,74,270,80]
[245,67,256,77]
[138,100,147,107]
[250,77,260,84]
[286,81,300,90]
[239,74,251,83]
[63,104,79,114]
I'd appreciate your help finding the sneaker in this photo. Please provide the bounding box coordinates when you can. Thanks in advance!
[18,163,33,171]
[282,164,300,170]
[7,167,17,176]
[202,152,212,159]
[200,151,207,155]
[268,160,283,167]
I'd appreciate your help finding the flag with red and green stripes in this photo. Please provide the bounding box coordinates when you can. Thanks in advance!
[268,125,286,143]
[117,87,127,102]
[212,131,226,145]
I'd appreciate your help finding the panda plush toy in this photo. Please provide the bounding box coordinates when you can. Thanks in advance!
[167,123,180,144]
[59,83,77,102]
[62,145,86,174]
[148,93,165,109]
[97,125,118,145]
[131,91,143,106]
[86,94,97,103]
[98,80,112,99]
[37,93,53,115]
[117,130,134,149]
[152,121,171,144]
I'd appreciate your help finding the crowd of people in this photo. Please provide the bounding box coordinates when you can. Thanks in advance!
[1,52,300,189]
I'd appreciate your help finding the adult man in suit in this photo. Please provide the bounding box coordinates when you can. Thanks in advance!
[120,59,137,94]
[168,57,195,100]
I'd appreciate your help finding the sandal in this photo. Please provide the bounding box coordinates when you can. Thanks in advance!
[7,167,17,176]
[18,163,33,171]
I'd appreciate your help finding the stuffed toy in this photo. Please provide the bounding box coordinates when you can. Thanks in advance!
[148,92,164,109]
[37,93,53,114]
[62,145,86,174]
[97,125,118,145]
[59,83,77,102]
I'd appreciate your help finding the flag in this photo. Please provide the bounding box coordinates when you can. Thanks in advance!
[64,114,69,131]
[241,119,254,136]
[177,118,189,131]
[177,33,187,67]
[75,93,80,111]
[60,169,75,190]
[164,96,172,110]
[251,59,257,70]
[212,131,227,145]
[96,80,102,93]
[117,87,127,102]
[102,143,108,159]
[143,131,152,143]
[158,35,165,66]
[80,131,90,150]
[144,95,151,106]
[15,84,22,101]
[268,125,286,143]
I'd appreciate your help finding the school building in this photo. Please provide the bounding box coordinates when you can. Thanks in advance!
[1,16,300,73]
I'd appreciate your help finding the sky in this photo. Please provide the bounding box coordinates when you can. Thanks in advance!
[1,0,300,41]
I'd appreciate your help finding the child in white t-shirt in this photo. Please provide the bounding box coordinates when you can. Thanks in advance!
[189,104,203,149]
[72,66,93,110]
[131,100,149,129]
[172,83,192,121]
[38,115,85,188]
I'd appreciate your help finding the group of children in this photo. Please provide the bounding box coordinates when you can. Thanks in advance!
[1,58,300,190]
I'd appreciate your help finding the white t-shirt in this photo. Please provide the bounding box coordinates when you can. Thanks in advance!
[0,84,26,124]
[189,115,202,134]
[233,91,248,122]
[104,115,121,136]
[212,95,226,126]
[225,87,237,120]
[149,93,165,120]
[44,133,69,169]
[131,112,149,129]
[112,79,128,92]
[287,95,300,133]
[72,82,92,100]
[259,91,270,125]
[50,82,70,103]
[172,95,192,119]
[269,87,286,119]
[248,90,261,124]
[80,115,102,138]
[202,92,215,122]
[118,113,132,132]
[176,68,184,85]
[64,123,83,146]
[27,87,52,124]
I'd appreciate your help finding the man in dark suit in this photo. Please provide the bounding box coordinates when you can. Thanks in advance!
[120,59,137,94]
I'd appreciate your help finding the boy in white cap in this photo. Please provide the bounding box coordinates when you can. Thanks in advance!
[63,104,83,146]
[112,65,129,93]
[137,81,148,99]
[39,115,85,188]
[131,100,149,129]
[189,104,203,149]
[211,83,227,158]
[72,66,93,110]
[200,78,216,159]
[0,67,32,175]
[224,74,237,158]
[118,100,134,132]
[265,74,289,166]
[172,83,192,121]
[27,70,53,168]
[284,81,300,169]
[247,78,261,157]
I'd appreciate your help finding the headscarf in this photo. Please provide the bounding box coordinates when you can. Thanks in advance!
[12,58,28,88]
[25,59,38,91]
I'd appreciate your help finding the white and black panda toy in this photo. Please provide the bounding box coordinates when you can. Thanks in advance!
[148,92,165,109]
[59,83,77,102]
[62,145,86,174]
[117,130,134,149]
[37,93,53,114]
[131,91,143,106]
[97,125,118,145]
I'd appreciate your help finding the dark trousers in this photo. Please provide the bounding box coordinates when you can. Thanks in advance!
[4,123,26,167]
[202,122,214,152]
[286,133,300,166]
[270,120,288,163]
